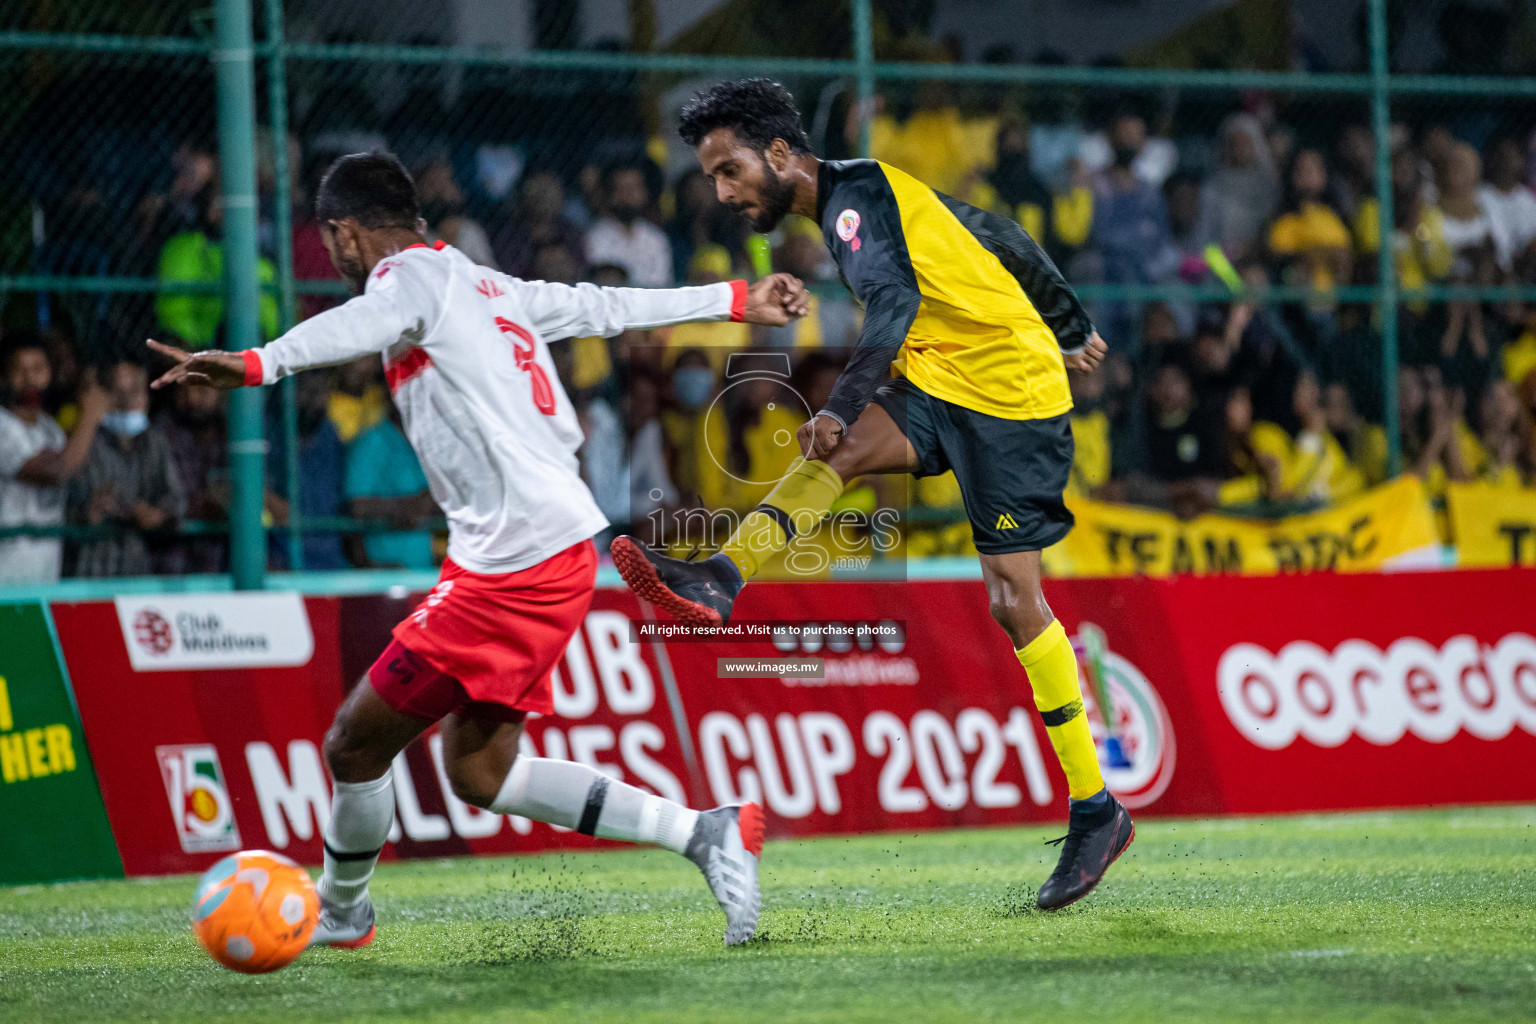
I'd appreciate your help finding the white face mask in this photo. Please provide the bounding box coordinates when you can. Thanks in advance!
[102,409,149,438]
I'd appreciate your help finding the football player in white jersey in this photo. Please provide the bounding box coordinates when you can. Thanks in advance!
[149,152,807,947]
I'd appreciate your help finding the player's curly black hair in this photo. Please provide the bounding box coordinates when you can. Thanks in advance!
[315,151,420,230]
[677,78,814,155]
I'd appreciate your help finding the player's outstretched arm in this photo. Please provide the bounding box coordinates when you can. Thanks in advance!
[512,273,806,340]
[151,269,428,390]
[147,339,249,390]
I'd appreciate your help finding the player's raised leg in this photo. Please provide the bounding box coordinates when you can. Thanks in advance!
[980,550,1134,910]
[440,709,765,945]
[612,400,918,625]
[309,674,435,949]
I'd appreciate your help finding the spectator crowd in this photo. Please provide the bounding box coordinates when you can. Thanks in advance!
[7,55,1536,580]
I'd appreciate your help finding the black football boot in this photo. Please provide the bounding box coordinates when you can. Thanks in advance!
[1036,793,1135,911]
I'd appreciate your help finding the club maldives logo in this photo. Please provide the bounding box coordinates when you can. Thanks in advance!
[114,594,314,671]
[133,609,174,655]
[1073,624,1176,809]
[157,744,241,854]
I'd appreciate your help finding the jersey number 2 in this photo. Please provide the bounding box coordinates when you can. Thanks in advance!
[494,317,557,415]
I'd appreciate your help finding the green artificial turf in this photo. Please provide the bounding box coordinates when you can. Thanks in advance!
[1,806,1533,1023]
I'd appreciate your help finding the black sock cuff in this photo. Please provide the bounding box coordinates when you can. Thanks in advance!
[753,503,795,540]
[324,840,384,862]
[576,777,609,836]
[1068,792,1118,829]
[1039,698,1084,728]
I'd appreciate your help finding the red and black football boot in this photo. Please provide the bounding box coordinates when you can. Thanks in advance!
[1036,794,1135,911]
[610,535,744,627]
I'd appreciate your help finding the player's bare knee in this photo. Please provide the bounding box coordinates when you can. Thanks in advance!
[324,715,384,784]
[986,596,1027,649]
[445,760,501,809]
[986,584,1052,649]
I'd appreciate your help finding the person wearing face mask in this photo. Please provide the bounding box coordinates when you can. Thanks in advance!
[661,349,717,503]
[0,336,108,582]
[584,162,674,288]
[65,359,185,577]
[1079,107,1177,188]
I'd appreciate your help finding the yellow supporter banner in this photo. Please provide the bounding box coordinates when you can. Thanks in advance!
[1043,476,1438,578]
[1446,482,1536,568]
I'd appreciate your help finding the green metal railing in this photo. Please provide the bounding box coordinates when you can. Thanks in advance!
[3,0,1534,590]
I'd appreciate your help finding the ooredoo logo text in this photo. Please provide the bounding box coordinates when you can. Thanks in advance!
[1218,633,1536,749]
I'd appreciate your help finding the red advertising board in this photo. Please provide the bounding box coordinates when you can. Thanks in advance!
[1091,569,1536,812]
[55,591,696,876]
[663,579,1210,838]
[53,568,1536,877]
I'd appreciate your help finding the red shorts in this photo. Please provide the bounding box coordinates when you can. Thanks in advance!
[369,540,597,721]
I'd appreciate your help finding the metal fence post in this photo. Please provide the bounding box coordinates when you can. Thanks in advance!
[264,0,304,571]
[214,0,267,589]
[852,0,874,158]
[1369,0,1401,477]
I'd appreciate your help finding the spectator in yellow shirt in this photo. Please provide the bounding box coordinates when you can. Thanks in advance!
[1325,382,1389,487]
[1066,367,1111,497]
[326,355,388,444]
[696,364,803,513]
[659,244,750,371]
[1503,315,1536,391]
[1268,149,1353,293]
[1355,148,1454,364]
[972,119,1094,260]
[1221,373,1364,509]
[867,82,986,199]
[1214,386,1284,509]
[660,348,716,505]
[1279,370,1365,503]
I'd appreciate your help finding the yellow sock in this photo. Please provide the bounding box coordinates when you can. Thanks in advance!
[1016,620,1105,801]
[719,457,845,579]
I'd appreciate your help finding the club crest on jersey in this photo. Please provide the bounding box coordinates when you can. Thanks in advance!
[836,208,861,250]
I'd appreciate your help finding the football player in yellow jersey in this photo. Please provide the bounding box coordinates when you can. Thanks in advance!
[611,79,1130,910]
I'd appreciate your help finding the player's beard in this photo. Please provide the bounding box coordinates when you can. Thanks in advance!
[339,255,368,297]
[741,160,796,233]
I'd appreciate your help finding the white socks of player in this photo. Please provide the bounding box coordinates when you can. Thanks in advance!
[318,773,394,907]
[489,756,700,854]
[316,758,702,909]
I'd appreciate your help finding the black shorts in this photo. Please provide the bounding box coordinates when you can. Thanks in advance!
[871,377,1075,554]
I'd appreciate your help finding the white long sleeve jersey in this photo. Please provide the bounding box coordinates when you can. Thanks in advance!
[249,241,746,573]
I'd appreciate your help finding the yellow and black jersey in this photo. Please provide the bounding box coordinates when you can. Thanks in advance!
[816,159,1092,424]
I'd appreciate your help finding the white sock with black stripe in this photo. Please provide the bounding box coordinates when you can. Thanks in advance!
[318,773,394,907]
[487,757,699,854]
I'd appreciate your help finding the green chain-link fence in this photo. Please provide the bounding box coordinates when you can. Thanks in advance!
[5,0,1536,587]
